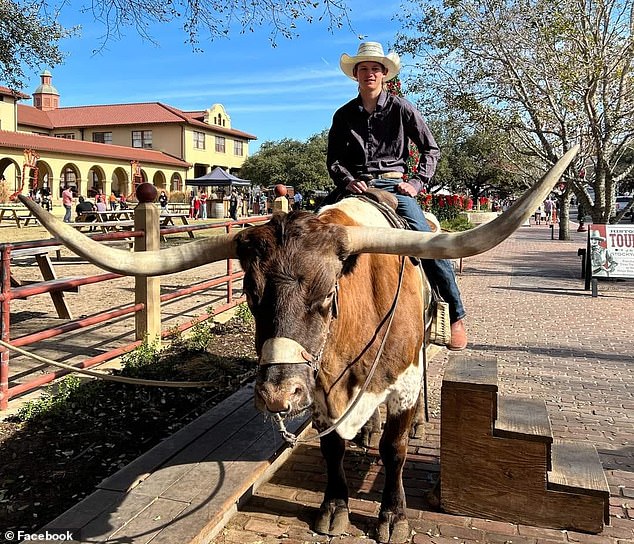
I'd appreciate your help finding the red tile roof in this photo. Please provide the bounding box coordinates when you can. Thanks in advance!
[16,102,257,140]
[0,86,30,100]
[16,105,53,130]
[0,130,190,168]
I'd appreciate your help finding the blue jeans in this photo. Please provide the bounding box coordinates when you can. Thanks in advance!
[63,205,72,223]
[371,180,466,323]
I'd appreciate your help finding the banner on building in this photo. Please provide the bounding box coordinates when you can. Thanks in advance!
[589,224,634,279]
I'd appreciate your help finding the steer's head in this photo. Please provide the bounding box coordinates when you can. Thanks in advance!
[234,212,354,417]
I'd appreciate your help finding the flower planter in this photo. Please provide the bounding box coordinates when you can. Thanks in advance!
[459,211,500,226]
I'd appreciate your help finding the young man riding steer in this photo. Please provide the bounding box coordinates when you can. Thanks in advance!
[327,42,468,351]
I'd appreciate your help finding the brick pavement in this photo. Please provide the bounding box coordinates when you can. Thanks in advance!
[211,223,634,544]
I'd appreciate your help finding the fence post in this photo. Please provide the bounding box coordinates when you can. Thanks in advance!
[134,184,161,344]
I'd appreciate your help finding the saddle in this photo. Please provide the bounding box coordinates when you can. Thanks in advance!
[344,189,451,347]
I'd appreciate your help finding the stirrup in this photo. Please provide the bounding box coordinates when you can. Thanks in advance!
[429,300,451,346]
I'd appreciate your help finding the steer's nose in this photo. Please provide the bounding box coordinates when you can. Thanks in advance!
[255,379,309,415]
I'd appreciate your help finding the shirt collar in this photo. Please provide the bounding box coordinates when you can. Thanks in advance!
[356,90,389,112]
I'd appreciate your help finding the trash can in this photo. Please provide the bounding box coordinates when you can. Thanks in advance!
[211,200,225,219]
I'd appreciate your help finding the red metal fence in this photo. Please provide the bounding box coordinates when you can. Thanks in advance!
[0,214,268,410]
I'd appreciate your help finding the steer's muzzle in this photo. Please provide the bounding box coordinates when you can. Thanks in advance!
[254,364,314,416]
[255,337,316,417]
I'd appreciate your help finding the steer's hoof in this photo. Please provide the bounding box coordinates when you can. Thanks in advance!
[314,499,349,535]
[376,511,411,543]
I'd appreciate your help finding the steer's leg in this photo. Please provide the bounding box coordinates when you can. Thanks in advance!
[315,431,350,536]
[376,407,415,543]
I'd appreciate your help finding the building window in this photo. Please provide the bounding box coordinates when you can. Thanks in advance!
[215,136,226,153]
[193,131,205,150]
[234,140,244,156]
[55,133,75,139]
[132,130,152,149]
[93,132,113,144]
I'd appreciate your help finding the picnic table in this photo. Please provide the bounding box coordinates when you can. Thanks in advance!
[76,209,135,223]
[72,220,135,234]
[160,213,195,238]
[0,206,39,228]
[9,245,76,319]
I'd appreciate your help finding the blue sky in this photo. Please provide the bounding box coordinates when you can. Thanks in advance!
[21,1,405,153]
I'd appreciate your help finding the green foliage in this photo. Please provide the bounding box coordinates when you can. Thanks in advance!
[440,215,474,232]
[121,337,161,372]
[240,131,334,195]
[0,0,77,90]
[186,314,215,351]
[17,375,82,421]
[234,302,254,324]
[395,0,634,224]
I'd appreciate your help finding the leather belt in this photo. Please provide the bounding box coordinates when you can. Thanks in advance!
[375,172,403,180]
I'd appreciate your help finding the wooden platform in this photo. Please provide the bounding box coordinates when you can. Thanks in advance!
[41,384,310,543]
[440,355,610,533]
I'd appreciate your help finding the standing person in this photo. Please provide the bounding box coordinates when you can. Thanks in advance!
[326,41,467,350]
[259,192,267,215]
[229,190,239,220]
[61,185,74,223]
[158,190,168,212]
[109,192,118,211]
[534,204,543,225]
[293,191,303,211]
[199,190,208,219]
[193,194,201,219]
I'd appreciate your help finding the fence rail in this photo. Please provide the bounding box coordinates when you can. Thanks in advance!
[0,207,269,410]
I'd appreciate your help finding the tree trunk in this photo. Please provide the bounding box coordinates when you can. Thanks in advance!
[558,194,572,240]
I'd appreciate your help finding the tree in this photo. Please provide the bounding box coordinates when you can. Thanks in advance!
[239,131,333,194]
[0,0,77,90]
[396,0,634,239]
[1,0,349,90]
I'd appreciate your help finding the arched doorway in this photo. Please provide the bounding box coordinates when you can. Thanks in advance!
[170,173,183,192]
[0,158,21,196]
[152,171,167,190]
[111,167,129,197]
[59,163,81,197]
[87,165,106,197]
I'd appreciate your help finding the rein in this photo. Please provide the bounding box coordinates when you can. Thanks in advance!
[271,255,406,446]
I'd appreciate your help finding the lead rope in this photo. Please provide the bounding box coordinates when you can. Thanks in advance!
[0,339,222,388]
[273,256,407,446]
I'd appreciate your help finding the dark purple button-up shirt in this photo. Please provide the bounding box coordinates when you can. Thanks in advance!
[327,91,440,194]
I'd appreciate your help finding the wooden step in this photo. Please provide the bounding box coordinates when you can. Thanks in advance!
[548,439,610,523]
[494,396,553,443]
[440,356,609,534]
[442,355,498,392]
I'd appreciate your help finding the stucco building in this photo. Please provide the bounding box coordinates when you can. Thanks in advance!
[0,71,256,203]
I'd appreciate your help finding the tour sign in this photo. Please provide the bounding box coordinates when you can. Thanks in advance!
[589,224,634,279]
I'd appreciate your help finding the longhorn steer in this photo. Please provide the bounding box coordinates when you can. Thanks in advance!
[19,147,578,544]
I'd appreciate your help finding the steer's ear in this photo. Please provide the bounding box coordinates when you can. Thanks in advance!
[235,226,273,266]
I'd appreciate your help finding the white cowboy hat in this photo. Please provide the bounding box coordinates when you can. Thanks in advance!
[340,42,401,81]
[589,230,606,241]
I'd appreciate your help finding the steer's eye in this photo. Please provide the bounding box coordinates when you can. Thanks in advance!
[318,290,336,314]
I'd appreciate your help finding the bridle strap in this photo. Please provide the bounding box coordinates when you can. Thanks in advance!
[260,337,316,368]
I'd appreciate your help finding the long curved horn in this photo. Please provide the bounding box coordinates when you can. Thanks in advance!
[17,196,238,276]
[345,145,579,259]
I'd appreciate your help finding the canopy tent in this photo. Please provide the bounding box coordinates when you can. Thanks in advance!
[186,167,251,188]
